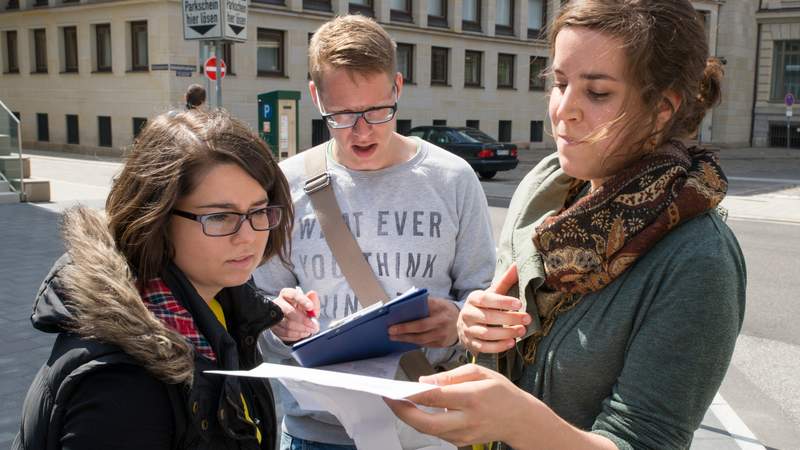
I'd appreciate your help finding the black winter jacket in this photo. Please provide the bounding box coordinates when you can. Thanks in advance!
[12,208,284,450]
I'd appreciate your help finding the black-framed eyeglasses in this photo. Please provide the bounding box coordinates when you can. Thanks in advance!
[318,85,398,129]
[172,206,283,237]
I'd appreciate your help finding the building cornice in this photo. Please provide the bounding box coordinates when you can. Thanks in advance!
[758,6,800,12]
[757,7,800,21]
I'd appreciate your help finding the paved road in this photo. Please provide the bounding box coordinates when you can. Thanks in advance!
[0,204,62,447]
[1,148,798,449]
[723,219,800,450]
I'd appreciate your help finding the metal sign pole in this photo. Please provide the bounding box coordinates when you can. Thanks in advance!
[215,41,222,108]
[204,42,211,105]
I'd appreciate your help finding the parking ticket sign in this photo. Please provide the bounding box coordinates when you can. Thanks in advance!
[223,0,248,41]
[183,0,247,42]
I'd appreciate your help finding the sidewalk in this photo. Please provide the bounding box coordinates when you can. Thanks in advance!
[722,186,800,224]
[0,204,62,447]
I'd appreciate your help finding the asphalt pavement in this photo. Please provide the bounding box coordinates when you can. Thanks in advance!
[2,146,799,449]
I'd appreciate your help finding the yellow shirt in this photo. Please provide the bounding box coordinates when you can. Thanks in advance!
[208,298,262,444]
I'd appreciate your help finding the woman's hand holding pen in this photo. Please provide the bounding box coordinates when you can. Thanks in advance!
[457,263,531,354]
[272,287,321,343]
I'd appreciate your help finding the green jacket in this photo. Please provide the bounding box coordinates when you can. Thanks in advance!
[492,153,746,450]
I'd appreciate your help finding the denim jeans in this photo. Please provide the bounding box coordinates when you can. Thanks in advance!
[280,432,357,450]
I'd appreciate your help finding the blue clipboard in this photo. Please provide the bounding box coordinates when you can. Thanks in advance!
[291,288,429,367]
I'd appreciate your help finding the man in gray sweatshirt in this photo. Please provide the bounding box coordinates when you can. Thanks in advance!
[254,14,495,450]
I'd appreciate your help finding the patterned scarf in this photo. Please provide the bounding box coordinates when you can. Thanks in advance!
[140,278,217,362]
[522,140,728,363]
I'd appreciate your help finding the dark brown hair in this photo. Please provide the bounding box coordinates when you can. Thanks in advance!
[185,84,206,109]
[106,109,293,284]
[550,0,724,148]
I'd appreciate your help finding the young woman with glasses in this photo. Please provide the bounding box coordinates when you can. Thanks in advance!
[389,1,746,449]
[13,109,312,450]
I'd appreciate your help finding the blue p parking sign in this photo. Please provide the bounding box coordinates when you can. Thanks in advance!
[786,92,795,107]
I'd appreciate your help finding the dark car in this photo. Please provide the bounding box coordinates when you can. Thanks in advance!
[409,126,519,179]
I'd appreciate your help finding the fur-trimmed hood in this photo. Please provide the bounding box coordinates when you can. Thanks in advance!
[31,207,194,384]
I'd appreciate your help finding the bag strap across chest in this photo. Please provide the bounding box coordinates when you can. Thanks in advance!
[302,142,434,380]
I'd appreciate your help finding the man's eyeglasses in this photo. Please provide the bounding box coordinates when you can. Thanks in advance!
[172,206,283,237]
[318,86,398,129]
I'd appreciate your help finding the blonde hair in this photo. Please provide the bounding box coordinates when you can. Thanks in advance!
[309,15,397,91]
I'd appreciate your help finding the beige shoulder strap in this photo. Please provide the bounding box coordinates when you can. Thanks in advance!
[303,143,389,306]
[302,141,434,379]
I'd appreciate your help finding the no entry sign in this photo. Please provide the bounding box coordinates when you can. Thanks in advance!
[204,56,226,81]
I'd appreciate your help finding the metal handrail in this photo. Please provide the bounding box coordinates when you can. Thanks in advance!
[0,98,24,201]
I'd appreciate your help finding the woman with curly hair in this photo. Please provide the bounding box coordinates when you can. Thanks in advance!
[389,2,746,449]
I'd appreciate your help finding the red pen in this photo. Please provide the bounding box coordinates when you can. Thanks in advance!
[296,286,317,318]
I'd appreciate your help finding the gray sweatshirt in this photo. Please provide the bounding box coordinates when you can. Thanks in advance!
[254,137,495,445]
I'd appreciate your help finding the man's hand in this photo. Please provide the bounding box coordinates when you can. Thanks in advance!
[388,297,460,348]
[457,264,531,354]
[271,287,320,343]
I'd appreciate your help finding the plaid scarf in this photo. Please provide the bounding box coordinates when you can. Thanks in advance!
[140,278,217,362]
[522,140,727,363]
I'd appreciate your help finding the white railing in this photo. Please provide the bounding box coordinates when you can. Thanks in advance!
[0,99,24,201]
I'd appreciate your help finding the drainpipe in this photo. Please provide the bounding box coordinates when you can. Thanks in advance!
[750,22,762,147]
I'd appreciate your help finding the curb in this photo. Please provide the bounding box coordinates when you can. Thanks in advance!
[726,215,800,226]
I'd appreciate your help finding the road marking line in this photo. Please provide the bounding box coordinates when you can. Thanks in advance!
[728,176,800,184]
[711,393,766,450]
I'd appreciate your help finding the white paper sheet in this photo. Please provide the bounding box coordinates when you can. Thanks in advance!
[206,355,455,450]
[321,352,404,379]
[208,360,434,399]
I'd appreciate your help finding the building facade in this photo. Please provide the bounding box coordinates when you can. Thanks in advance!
[0,0,758,155]
[697,0,759,147]
[753,0,800,147]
